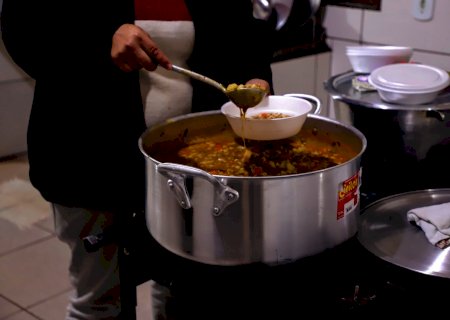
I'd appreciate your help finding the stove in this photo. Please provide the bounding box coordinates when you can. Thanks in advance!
[153,236,449,319]
[118,195,450,319]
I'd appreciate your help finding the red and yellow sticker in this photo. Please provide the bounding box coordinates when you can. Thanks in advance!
[337,169,362,220]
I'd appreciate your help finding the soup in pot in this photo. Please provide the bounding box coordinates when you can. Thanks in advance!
[148,127,357,177]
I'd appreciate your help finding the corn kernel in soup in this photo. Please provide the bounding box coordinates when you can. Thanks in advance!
[250,112,292,120]
[226,83,265,93]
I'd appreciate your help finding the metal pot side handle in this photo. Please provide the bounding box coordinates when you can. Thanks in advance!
[426,109,446,121]
[156,162,240,216]
[283,93,322,115]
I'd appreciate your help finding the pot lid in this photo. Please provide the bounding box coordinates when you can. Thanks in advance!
[369,63,450,92]
[324,70,450,111]
[358,189,450,279]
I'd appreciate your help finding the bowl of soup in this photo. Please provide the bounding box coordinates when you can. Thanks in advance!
[221,94,321,140]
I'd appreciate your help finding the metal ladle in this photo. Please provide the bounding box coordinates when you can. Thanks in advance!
[172,65,267,111]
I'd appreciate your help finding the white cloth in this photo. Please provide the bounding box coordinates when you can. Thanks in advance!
[135,20,195,128]
[407,202,450,249]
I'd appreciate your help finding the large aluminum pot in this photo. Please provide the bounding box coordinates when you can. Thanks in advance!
[139,111,366,266]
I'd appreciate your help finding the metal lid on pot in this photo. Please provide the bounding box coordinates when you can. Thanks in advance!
[358,189,450,279]
[324,70,450,111]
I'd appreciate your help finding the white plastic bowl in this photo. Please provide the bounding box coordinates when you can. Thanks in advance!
[221,94,321,140]
[370,87,443,105]
[368,63,450,105]
[346,46,413,73]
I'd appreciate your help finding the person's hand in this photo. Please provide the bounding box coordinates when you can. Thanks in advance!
[111,24,172,72]
[246,78,271,94]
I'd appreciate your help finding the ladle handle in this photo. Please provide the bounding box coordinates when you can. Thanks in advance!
[172,65,226,93]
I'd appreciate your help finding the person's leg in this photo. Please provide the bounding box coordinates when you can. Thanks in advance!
[150,280,173,320]
[53,203,121,320]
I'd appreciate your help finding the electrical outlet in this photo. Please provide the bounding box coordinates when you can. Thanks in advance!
[412,0,434,21]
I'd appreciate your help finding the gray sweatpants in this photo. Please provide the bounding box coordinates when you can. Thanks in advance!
[52,203,170,320]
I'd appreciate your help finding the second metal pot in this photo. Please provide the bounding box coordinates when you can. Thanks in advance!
[325,71,450,201]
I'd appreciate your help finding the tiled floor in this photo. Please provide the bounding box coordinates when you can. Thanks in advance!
[0,153,152,320]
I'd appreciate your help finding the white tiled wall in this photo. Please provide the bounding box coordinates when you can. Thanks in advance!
[0,79,34,157]
[273,0,450,123]
[271,52,331,115]
[325,0,450,70]
[0,14,34,158]
[322,0,450,122]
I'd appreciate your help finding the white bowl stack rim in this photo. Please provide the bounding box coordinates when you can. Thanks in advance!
[346,45,413,56]
[368,63,450,93]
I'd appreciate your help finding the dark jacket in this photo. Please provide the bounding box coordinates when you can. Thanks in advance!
[1,0,275,212]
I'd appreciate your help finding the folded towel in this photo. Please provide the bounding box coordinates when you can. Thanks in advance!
[407,202,450,249]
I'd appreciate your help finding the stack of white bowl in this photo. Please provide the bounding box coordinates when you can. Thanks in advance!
[346,46,413,73]
[368,63,450,105]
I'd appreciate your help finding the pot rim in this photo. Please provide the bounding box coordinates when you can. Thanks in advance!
[139,111,367,179]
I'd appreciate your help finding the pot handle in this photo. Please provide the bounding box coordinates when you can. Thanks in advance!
[283,93,322,115]
[426,109,446,121]
[156,162,240,216]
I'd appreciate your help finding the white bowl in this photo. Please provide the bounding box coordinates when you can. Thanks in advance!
[346,46,413,73]
[221,94,320,140]
[370,87,444,105]
[368,63,450,105]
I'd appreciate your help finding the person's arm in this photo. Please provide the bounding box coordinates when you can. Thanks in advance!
[111,23,171,73]
[185,0,275,111]
[1,0,136,80]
